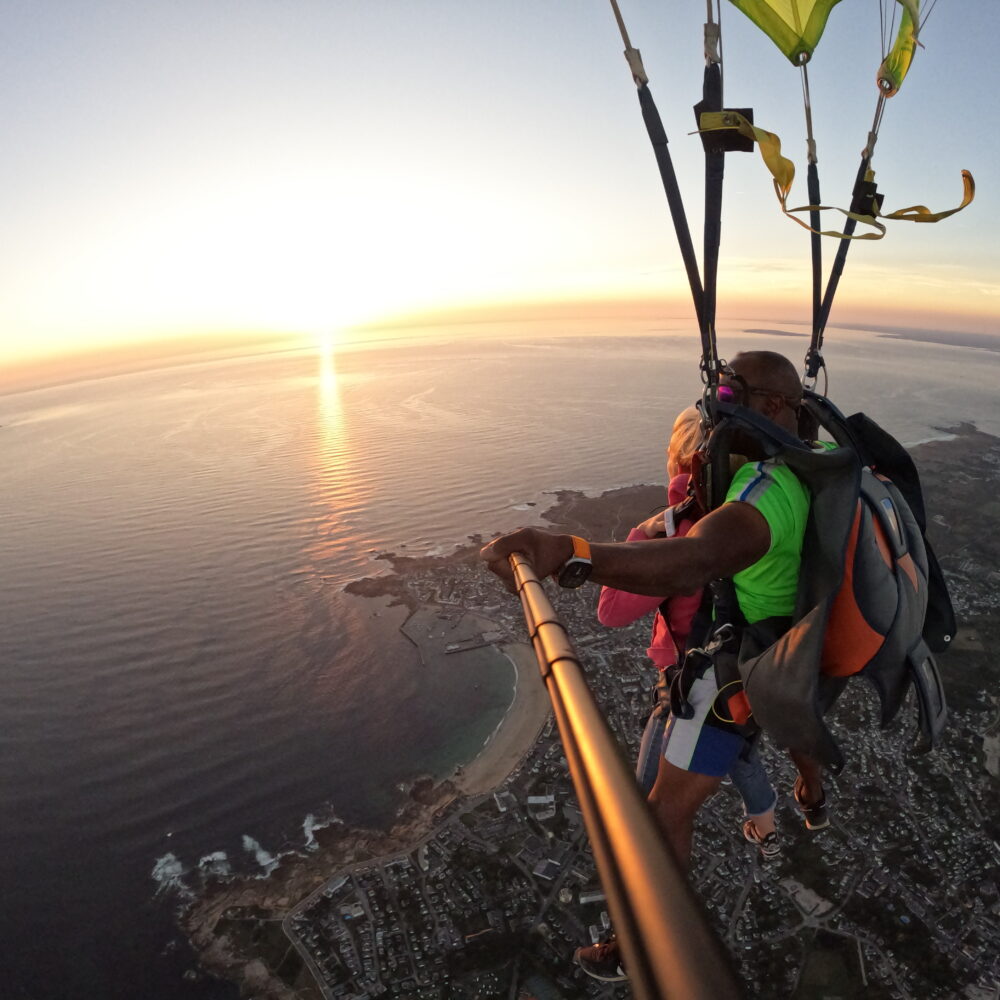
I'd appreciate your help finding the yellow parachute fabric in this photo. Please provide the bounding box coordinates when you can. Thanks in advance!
[726,0,844,64]
[699,111,976,239]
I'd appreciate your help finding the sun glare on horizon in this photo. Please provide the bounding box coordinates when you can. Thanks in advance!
[1,1,995,384]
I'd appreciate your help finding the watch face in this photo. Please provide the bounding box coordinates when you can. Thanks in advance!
[558,557,592,589]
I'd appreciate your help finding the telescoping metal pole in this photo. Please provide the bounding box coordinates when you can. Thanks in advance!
[508,554,743,1000]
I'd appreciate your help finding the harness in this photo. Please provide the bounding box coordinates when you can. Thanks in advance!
[652,491,758,735]
[667,393,953,771]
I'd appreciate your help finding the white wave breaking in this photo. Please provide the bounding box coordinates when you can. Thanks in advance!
[303,808,345,851]
[151,852,194,900]
[198,851,232,877]
[242,835,281,876]
[303,814,321,852]
[905,432,959,447]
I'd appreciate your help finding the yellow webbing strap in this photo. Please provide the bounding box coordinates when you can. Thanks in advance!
[880,170,976,223]
[699,110,975,239]
[699,110,884,240]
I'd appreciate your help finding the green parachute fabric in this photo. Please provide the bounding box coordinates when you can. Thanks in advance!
[726,0,843,64]
[878,1,919,96]
[729,1,920,92]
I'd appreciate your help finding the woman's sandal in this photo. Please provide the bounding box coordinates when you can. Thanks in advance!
[742,819,781,859]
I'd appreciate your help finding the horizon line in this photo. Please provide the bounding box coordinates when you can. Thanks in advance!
[2,298,997,395]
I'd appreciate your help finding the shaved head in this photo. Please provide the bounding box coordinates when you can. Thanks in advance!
[729,351,802,402]
[722,350,804,440]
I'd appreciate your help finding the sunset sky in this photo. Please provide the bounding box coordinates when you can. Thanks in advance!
[2,1,997,376]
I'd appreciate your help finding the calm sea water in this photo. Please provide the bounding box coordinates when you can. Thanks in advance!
[1,322,997,998]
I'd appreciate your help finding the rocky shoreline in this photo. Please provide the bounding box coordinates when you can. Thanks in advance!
[181,774,461,997]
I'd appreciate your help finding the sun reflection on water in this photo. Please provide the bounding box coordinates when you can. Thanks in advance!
[306,332,361,567]
[318,332,343,444]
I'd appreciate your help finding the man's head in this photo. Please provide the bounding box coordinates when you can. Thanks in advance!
[722,351,802,435]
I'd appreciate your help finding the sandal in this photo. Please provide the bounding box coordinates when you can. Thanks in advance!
[742,819,781,859]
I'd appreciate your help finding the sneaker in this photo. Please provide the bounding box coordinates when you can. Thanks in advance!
[574,937,627,982]
[742,819,781,859]
[793,777,830,831]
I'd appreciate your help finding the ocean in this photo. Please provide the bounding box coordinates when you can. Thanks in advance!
[1,321,997,998]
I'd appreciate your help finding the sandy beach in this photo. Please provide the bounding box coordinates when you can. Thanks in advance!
[451,639,551,797]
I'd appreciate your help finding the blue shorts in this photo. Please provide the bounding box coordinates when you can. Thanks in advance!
[662,672,746,777]
[635,673,776,815]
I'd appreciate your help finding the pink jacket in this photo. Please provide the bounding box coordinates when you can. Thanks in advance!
[596,474,702,669]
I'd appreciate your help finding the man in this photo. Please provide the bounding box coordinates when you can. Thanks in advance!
[480,351,827,982]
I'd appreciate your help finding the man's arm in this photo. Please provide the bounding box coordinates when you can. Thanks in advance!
[480,501,770,595]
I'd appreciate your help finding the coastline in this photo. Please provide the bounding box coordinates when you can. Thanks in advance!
[451,638,551,798]
[178,422,998,997]
[179,604,552,998]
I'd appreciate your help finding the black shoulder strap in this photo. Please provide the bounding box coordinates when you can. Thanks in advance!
[845,411,926,529]
[923,541,957,654]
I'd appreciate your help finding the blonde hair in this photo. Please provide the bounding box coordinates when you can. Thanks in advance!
[666,405,704,479]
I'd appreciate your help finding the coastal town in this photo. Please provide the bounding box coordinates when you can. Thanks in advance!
[180,428,1000,999]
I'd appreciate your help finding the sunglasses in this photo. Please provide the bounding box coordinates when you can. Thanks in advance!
[717,374,801,409]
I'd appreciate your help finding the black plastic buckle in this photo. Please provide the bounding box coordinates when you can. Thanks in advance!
[850,179,884,217]
[694,103,755,154]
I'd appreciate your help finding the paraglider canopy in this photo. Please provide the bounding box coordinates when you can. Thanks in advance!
[728,0,920,95]
[727,0,844,65]
[877,2,919,97]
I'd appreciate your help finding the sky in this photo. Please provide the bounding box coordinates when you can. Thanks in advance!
[1,0,997,379]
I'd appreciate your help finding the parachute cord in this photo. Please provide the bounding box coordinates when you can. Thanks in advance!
[920,0,940,33]
[814,154,871,356]
[872,94,887,137]
[799,58,823,372]
[609,0,632,50]
[704,0,721,68]
[799,61,817,166]
[880,0,899,61]
[605,0,707,342]
[864,93,887,161]
[608,0,648,85]
[716,0,725,89]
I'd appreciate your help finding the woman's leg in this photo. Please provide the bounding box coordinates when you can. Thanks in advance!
[729,743,777,836]
[636,705,667,796]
